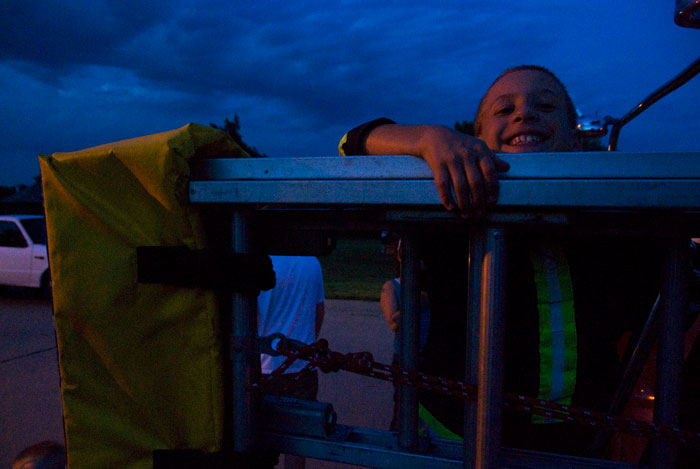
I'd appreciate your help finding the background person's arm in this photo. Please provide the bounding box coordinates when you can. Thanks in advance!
[380,280,400,332]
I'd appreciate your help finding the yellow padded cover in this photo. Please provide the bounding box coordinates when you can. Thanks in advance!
[39,123,247,468]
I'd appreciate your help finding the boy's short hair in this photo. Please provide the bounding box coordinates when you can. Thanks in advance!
[474,65,578,136]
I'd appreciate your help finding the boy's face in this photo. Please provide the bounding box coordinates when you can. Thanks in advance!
[477,69,580,153]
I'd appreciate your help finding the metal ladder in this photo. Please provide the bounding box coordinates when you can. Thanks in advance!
[189,152,700,468]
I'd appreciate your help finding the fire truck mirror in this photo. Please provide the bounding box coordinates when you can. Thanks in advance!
[675,0,700,28]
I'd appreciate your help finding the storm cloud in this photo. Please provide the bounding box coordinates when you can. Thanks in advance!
[0,0,698,185]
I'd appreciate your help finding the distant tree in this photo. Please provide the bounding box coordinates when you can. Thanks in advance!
[210,115,267,158]
[0,185,16,199]
[581,137,606,151]
[454,120,475,136]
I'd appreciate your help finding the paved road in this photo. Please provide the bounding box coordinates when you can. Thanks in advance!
[304,300,394,469]
[0,292,63,468]
[0,294,393,468]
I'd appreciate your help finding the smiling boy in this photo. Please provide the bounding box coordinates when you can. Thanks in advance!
[339,65,663,457]
[340,65,582,215]
[475,66,580,154]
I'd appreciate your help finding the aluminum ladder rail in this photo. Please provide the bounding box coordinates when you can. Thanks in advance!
[190,152,700,469]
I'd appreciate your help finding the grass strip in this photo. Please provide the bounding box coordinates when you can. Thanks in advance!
[319,237,394,301]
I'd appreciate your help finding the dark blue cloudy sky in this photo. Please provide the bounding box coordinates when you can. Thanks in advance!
[1,0,698,186]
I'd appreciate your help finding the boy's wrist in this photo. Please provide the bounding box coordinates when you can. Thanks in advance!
[416,124,449,157]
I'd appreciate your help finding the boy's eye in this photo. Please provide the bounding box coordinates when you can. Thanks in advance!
[537,103,556,112]
[495,106,513,116]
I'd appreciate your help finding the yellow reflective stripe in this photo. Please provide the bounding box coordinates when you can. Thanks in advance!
[418,404,463,441]
[530,244,577,424]
[532,254,553,400]
[338,133,349,156]
[554,247,577,405]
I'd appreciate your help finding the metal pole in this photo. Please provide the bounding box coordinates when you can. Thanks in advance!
[464,228,486,469]
[474,228,506,469]
[591,295,661,456]
[651,236,687,468]
[607,56,700,151]
[231,210,259,453]
[399,235,420,450]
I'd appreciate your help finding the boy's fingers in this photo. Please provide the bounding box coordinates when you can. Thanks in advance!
[493,154,511,172]
[479,154,503,207]
[449,161,473,214]
[425,134,506,215]
[433,165,458,212]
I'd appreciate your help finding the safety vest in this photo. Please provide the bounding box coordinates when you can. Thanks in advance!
[530,242,577,423]
[419,241,578,438]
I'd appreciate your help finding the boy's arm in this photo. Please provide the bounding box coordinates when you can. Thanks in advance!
[339,120,509,215]
[338,118,396,156]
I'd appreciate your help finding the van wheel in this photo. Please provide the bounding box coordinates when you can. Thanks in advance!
[40,272,52,299]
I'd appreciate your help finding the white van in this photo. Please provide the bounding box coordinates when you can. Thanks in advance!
[0,215,50,296]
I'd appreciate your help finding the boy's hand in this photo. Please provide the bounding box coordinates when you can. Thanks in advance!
[417,126,510,216]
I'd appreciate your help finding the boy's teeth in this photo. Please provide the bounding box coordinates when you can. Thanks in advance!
[510,134,541,145]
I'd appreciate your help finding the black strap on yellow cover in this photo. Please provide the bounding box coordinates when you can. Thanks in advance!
[152,449,278,469]
[137,246,275,292]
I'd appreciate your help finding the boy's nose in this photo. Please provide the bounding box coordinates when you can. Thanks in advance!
[512,105,538,122]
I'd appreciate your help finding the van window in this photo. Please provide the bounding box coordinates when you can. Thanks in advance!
[0,221,29,248]
[20,218,48,245]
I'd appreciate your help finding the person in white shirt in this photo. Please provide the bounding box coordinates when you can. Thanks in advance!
[257,255,325,469]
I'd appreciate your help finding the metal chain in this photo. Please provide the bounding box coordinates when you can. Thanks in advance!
[251,337,700,450]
